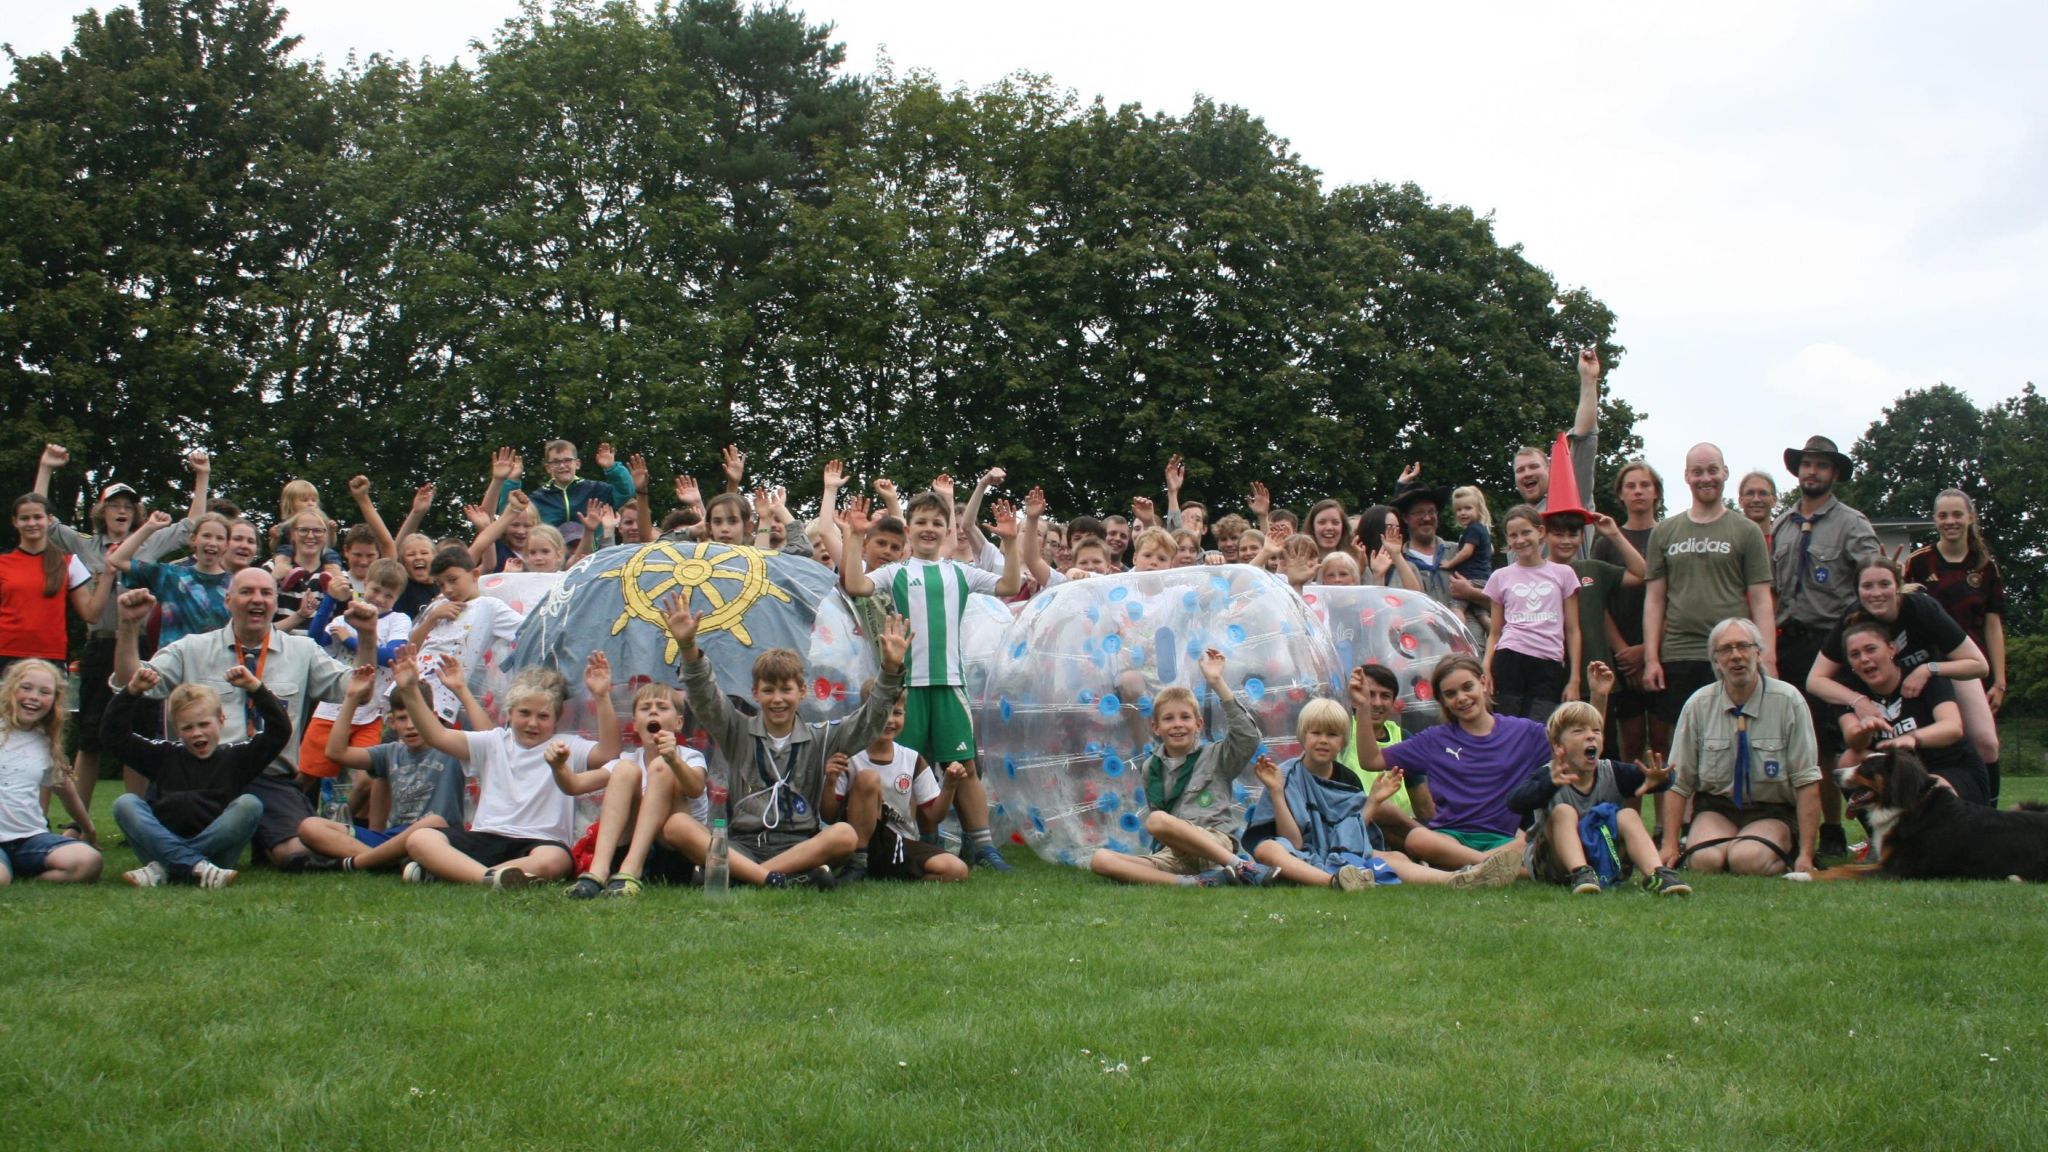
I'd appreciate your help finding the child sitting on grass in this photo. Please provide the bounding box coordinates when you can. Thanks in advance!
[1507,693,1689,896]
[300,558,413,804]
[0,659,101,885]
[1087,648,1265,887]
[820,681,968,883]
[294,663,467,873]
[553,681,708,899]
[1240,701,1524,890]
[411,548,521,723]
[396,648,620,888]
[658,595,910,890]
[104,664,290,889]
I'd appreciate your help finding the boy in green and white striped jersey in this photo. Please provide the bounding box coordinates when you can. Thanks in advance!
[839,489,1022,870]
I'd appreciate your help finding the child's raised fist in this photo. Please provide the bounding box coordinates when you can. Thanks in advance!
[125,666,160,695]
[224,665,262,693]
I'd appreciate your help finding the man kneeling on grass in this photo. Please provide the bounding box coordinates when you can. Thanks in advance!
[1507,692,1689,896]
[396,647,620,888]
[657,594,910,890]
[1238,700,1523,891]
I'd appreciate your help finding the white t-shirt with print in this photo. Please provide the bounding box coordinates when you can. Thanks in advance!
[0,727,61,840]
[834,743,939,837]
[463,727,595,842]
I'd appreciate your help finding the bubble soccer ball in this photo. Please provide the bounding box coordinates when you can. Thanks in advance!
[1299,584,1478,730]
[977,565,1339,867]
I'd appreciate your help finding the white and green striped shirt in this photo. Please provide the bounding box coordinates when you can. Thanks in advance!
[868,558,1002,687]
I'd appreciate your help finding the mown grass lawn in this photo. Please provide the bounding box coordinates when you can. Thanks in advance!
[6,780,2046,1151]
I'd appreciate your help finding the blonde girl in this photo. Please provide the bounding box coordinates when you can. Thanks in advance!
[1446,486,1494,583]
[0,660,101,883]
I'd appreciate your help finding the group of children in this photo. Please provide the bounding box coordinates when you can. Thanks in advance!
[5,430,1704,898]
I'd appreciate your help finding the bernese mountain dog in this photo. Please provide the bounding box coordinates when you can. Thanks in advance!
[1811,750,2048,882]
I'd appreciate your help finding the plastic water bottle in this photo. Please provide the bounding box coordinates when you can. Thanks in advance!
[704,818,730,900]
[319,776,355,836]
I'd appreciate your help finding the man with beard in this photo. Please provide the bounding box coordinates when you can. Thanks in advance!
[1642,444,1775,759]
[1770,435,1880,857]
[1509,348,1605,556]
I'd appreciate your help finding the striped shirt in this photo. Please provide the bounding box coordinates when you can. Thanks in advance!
[868,558,1001,687]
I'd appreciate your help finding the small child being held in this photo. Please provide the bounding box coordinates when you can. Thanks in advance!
[103,664,292,888]
[1447,485,1495,583]
[1506,692,1688,896]
[300,558,413,797]
[820,680,968,883]
[552,681,708,899]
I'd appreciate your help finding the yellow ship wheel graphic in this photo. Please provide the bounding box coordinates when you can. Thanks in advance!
[599,541,793,662]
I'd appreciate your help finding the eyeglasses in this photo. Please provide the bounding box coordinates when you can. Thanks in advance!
[1713,641,1760,657]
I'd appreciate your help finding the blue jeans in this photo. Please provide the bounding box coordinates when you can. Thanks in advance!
[113,794,261,877]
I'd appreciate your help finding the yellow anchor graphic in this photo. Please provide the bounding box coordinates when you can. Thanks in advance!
[598,541,793,662]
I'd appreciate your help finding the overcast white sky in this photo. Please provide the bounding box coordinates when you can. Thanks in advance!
[5,1,2042,499]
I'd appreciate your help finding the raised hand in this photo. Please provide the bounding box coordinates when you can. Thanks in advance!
[463,504,492,530]
[140,509,173,534]
[343,664,376,702]
[721,444,745,486]
[224,664,262,693]
[978,466,1006,490]
[872,477,898,503]
[1023,486,1047,521]
[125,665,160,695]
[411,483,436,515]
[594,442,615,471]
[837,494,874,535]
[184,448,209,474]
[580,500,612,531]
[1398,461,1422,486]
[1252,754,1283,793]
[344,599,380,632]
[660,593,705,654]
[40,443,70,470]
[1198,646,1227,686]
[627,453,649,493]
[877,613,912,674]
[390,645,421,691]
[750,485,771,523]
[1585,660,1616,701]
[675,474,701,508]
[822,459,845,490]
[650,727,679,763]
[583,650,612,697]
[117,587,157,628]
[986,499,1019,541]
[1246,481,1271,516]
[349,474,372,498]
[491,446,519,481]
[1368,766,1404,806]
[505,489,532,514]
[1164,454,1185,494]
[1578,347,1602,383]
[1346,666,1372,712]
[930,473,955,504]
[1131,496,1155,522]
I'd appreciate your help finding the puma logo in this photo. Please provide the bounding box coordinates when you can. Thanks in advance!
[1445,747,1463,761]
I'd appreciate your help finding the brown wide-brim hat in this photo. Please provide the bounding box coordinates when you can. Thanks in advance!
[1784,435,1854,482]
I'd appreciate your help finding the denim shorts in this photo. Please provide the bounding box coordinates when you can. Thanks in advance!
[0,831,77,877]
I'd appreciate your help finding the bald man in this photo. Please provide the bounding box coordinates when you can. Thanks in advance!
[114,568,377,869]
[1640,443,1775,758]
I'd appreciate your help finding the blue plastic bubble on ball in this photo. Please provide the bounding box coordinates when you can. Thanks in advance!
[1098,790,1120,813]
[1029,807,1047,835]
[1119,812,1141,833]
[1103,753,1126,777]
[1086,606,1100,623]
[1182,590,1200,611]
[1210,574,1230,593]
[1227,624,1247,645]
[1245,677,1266,701]
[999,697,1013,722]
[1125,602,1144,622]
[1010,641,1027,660]
[1128,644,1145,664]
[1104,838,1131,855]
[1108,586,1128,602]
[1102,635,1122,656]
[1004,754,1018,779]
[1136,695,1154,717]
[1098,694,1121,717]
[1077,689,1094,705]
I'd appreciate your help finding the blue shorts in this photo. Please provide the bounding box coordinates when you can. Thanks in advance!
[1,831,77,877]
[1278,843,1403,886]
[353,822,412,848]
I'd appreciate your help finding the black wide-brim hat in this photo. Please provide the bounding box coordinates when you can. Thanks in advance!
[1783,435,1854,482]
[1390,481,1452,517]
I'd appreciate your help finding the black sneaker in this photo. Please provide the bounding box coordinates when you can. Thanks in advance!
[1641,867,1693,897]
[1568,865,1603,895]
[835,864,867,886]
[1818,823,1850,860]
[764,866,837,891]
[301,853,345,873]
[566,873,604,900]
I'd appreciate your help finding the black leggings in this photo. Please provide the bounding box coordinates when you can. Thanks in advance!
[1492,648,1567,722]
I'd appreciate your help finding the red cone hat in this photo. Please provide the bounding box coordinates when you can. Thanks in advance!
[1540,431,1592,521]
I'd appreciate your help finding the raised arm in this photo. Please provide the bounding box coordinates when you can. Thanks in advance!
[1591,512,1647,581]
[837,496,878,598]
[391,646,472,762]
[394,483,436,545]
[963,467,1004,556]
[323,666,382,773]
[986,500,1024,597]
[1253,755,1303,850]
[183,449,211,521]
[593,442,634,508]
[33,443,68,497]
[348,476,398,557]
[1163,454,1185,527]
[1573,348,1601,439]
[1020,487,1053,589]
[105,510,173,573]
[721,444,745,495]
[484,446,522,514]
[581,651,622,770]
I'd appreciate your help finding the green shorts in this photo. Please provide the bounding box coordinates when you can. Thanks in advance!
[900,685,976,765]
[1440,827,1515,852]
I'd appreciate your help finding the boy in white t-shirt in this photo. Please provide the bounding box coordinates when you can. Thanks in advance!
[393,647,620,887]
[410,550,521,723]
[821,678,968,883]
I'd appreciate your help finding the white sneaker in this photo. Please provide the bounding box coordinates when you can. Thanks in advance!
[1448,843,1526,890]
[191,860,238,889]
[402,861,437,884]
[124,861,168,888]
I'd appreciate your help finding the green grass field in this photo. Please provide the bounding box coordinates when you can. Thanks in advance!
[7,780,2046,1151]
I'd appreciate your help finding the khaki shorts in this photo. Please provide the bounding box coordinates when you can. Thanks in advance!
[1141,825,1238,875]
